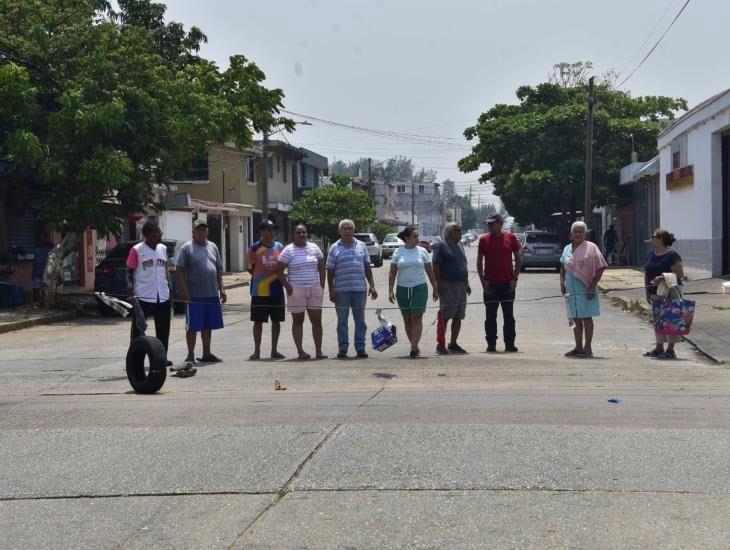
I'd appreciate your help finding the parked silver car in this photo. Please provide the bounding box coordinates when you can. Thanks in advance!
[519,231,562,272]
[354,232,383,267]
[381,233,403,259]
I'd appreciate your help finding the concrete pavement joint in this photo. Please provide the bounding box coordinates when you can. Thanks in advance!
[0,485,709,503]
[229,385,388,547]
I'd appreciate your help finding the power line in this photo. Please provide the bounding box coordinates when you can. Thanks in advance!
[281,109,470,148]
[616,0,692,89]
[615,0,677,80]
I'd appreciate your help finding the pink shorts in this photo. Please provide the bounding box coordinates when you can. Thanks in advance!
[287,285,324,313]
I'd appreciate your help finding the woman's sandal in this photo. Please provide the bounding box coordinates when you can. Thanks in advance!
[662,349,677,359]
[643,349,663,357]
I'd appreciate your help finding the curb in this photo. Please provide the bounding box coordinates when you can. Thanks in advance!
[0,310,80,335]
[605,292,722,365]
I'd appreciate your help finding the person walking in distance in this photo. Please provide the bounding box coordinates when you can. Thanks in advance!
[248,220,285,360]
[477,214,522,352]
[277,224,327,360]
[433,222,471,355]
[176,219,227,364]
[389,225,439,358]
[326,219,378,359]
[126,221,173,366]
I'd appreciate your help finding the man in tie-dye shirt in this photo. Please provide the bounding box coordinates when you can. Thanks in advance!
[247,220,285,360]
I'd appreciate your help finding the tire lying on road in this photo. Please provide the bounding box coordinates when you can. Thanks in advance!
[126,335,167,394]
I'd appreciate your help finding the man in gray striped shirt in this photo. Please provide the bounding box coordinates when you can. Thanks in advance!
[326,219,378,358]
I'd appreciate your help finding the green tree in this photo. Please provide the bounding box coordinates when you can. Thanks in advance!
[458,63,686,227]
[0,0,292,304]
[441,179,456,202]
[369,222,393,243]
[290,174,377,242]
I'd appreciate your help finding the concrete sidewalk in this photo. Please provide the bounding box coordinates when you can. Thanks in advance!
[599,267,730,364]
[0,272,251,334]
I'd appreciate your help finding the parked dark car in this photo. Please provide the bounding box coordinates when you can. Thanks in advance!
[94,240,184,315]
[519,231,562,272]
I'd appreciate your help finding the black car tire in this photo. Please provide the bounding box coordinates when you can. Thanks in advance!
[126,336,167,394]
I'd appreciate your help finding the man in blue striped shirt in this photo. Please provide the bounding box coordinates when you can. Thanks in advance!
[326,219,378,358]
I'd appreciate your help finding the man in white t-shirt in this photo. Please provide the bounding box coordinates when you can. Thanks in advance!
[126,221,172,365]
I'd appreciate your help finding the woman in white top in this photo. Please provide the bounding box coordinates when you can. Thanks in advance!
[277,224,327,359]
[388,225,439,358]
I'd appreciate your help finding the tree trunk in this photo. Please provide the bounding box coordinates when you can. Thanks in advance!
[42,232,79,308]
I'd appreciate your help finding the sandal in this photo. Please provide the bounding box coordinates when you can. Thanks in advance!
[198,354,222,363]
[662,349,677,359]
[643,349,663,357]
[565,349,586,357]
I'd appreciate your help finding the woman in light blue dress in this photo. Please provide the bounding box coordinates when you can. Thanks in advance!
[560,221,608,357]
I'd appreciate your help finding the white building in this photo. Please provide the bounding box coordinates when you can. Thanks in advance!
[657,89,730,278]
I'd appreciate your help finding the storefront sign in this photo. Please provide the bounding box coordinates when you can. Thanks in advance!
[666,165,694,190]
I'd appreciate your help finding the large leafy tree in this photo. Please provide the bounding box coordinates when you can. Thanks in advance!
[0,0,292,303]
[290,174,377,242]
[458,65,686,227]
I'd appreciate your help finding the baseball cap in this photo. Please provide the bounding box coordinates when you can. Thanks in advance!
[259,220,278,230]
[193,218,208,228]
[485,214,503,224]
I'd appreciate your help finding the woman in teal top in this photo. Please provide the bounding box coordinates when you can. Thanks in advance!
[560,221,608,358]
[388,225,439,358]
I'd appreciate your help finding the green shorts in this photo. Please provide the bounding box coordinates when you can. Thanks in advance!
[396,283,428,316]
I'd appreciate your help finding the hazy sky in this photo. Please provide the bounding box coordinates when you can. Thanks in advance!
[163,0,728,205]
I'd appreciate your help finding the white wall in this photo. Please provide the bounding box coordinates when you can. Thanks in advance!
[160,210,192,244]
[658,103,730,276]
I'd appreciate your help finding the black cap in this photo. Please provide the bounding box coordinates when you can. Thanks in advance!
[485,213,503,224]
[259,220,278,230]
[193,218,208,228]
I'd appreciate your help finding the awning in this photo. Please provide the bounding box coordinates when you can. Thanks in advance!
[635,156,659,180]
[620,156,659,185]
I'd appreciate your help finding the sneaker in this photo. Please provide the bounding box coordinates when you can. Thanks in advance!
[505,344,519,353]
[409,350,420,359]
[337,351,348,359]
[447,343,467,354]
[436,345,449,355]
[486,343,497,352]
[356,350,369,359]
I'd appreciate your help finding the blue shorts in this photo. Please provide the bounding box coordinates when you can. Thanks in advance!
[186,296,224,332]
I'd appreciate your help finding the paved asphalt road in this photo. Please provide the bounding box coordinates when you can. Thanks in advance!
[1,247,729,548]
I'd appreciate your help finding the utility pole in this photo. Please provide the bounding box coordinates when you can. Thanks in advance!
[468,185,473,206]
[584,76,595,226]
[411,181,416,225]
[221,168,226,204]
[367,157,373,197]
[262,131,269,221]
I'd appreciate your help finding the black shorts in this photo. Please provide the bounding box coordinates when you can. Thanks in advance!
[250,296,286,323]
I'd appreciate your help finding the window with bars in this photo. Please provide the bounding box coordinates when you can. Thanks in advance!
[246,158,256,183]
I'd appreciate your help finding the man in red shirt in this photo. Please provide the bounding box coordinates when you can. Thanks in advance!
[476,214,522,352]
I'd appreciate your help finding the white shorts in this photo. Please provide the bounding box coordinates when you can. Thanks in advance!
[287,285,324,313]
